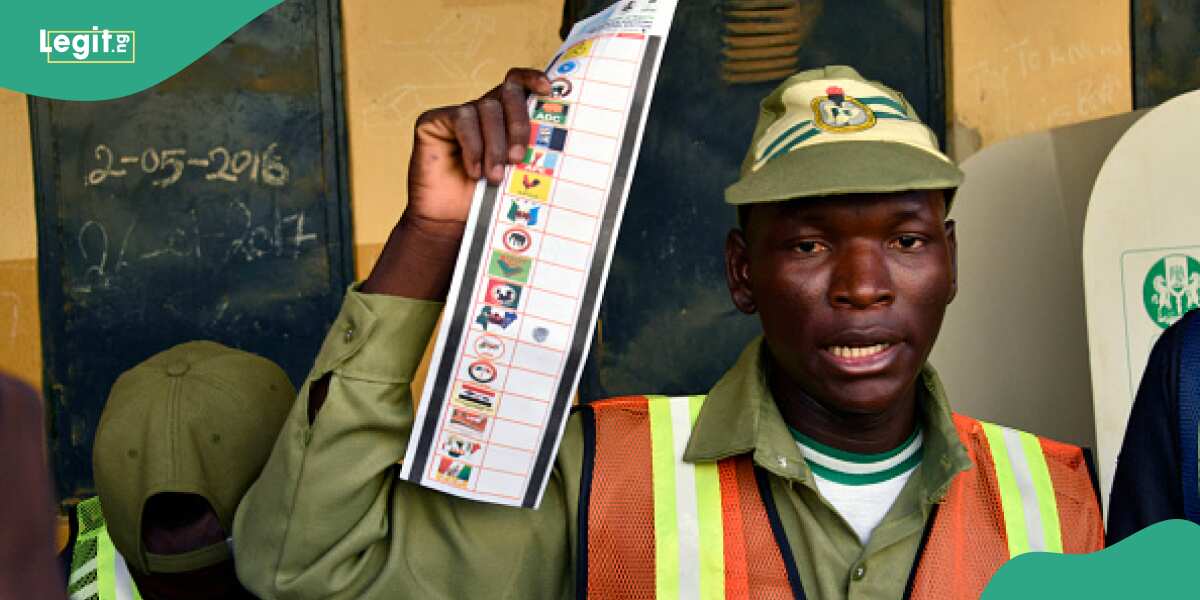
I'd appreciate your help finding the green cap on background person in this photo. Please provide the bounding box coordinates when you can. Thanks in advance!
[92,340,295,575]
[726,65,963,207]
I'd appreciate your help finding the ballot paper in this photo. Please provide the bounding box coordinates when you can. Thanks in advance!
[399,0,679,508]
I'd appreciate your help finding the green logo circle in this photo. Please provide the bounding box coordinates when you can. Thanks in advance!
[1142,254,1200,329]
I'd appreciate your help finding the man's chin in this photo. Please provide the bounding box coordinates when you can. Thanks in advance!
[816,378,915,416]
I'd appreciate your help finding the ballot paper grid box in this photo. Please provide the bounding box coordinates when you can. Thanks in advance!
[423,34,649,502]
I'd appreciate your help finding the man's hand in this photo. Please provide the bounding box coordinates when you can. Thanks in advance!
[408,68,552,224]
[361,69,551,300]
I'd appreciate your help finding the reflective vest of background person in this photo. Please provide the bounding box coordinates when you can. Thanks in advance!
[61,341,295,600]
[580,395,1104,599]
[66,497,142,600]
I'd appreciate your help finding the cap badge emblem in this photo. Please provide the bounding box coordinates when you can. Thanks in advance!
[811,85,875,133]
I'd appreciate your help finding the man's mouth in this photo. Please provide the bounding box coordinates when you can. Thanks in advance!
[825,343,892,359]
[820,338,902,373]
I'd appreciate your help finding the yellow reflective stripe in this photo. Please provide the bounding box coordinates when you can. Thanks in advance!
[981,422,1030,556]
[96,522,118,600]
[651,395,727,599]
[981,421,1065,557]
[690,395,726,600]
[1018,431,1064,553]
[649,396,680,599]
[998,427,1049,553]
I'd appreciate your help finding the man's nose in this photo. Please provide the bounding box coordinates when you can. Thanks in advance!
[829,242,895,309]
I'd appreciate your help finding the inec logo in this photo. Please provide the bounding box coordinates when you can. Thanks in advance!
[39,27,135,63]
[1142,254,1200,329]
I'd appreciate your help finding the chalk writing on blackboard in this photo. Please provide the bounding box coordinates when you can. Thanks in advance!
[85,143,290,188]
[73,203,318,295]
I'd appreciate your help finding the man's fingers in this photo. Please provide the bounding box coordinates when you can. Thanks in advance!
[504,67,552,96]
[499,81,533,163]
[495,69,551,163]
[481,69,550,163]
[477,98,508,185]
[433,68,549,183]
[453,104,484,180]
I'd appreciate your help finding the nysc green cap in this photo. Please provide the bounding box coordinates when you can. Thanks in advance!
[92,341,295,574]
[726,65,963,206]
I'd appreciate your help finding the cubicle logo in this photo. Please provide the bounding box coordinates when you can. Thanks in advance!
[1142,254,1200,329]
[39,27,135,63]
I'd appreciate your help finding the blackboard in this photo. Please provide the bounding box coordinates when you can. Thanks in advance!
[30,0,352,501]
[566,0,947,400]
[1133,0,1200,109]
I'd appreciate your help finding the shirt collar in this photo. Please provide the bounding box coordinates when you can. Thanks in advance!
[682,337,972,502]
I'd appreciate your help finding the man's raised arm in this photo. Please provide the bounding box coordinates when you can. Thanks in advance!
[231,70,584,599]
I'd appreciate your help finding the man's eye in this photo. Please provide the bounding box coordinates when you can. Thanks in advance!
[794,241,828,255]
[891,235,926,250]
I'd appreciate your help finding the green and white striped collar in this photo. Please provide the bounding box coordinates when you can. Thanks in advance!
[682,336,973,504]
[789,426,923,486]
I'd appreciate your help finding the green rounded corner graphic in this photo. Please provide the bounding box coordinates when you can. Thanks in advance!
[0,0,283,101]
[982,519,1200,598]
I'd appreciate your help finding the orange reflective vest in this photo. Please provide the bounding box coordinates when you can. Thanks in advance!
[577,395,1104,599]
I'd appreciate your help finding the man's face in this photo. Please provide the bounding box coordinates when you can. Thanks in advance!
[725,190,957,415]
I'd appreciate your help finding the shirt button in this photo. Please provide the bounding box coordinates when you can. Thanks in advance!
[777,456,788,468]
[852,564,866,580]
[343,325,355,343]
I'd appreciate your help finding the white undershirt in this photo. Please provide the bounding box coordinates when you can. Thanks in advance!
[792,428,924,545]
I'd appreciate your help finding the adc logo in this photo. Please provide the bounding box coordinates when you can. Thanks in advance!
[40,26,135,63]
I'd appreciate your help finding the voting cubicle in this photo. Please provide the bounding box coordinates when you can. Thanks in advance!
[935,89,1200,514]
[931,111,1144,455]
[1084,90,1200,512]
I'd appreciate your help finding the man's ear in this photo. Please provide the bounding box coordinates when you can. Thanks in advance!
[945,219,958,304]
[725,228,757,314]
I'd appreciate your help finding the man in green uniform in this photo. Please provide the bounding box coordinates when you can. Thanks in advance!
[234,66,1102,599]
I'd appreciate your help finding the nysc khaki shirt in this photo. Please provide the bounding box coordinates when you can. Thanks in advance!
[233,288,974,600]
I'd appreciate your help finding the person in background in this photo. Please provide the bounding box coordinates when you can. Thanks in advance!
[1109,309,1200,542]
[0,373,66,599]
[61,340,294,600]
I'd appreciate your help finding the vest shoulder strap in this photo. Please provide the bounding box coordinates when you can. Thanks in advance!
[954,414,1068,555]
[67,497,142,600]
[909,415,1104,599]
[582,395,801,599]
